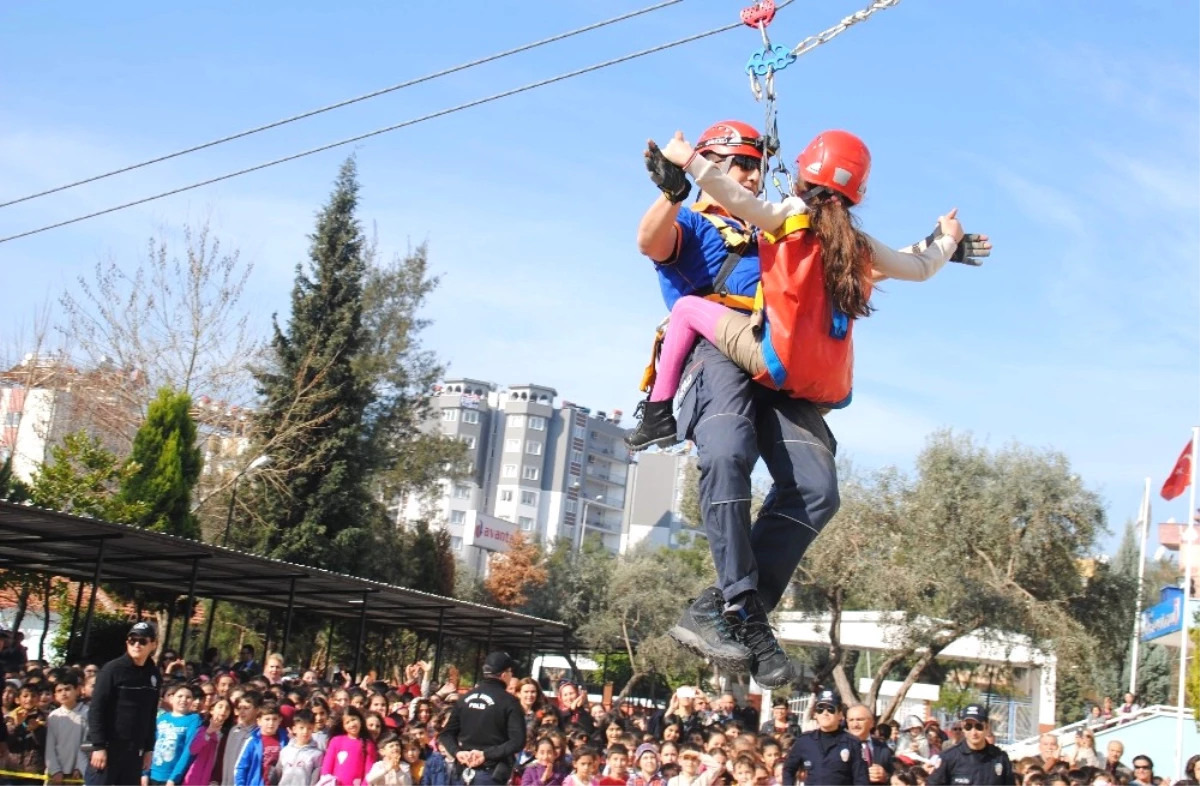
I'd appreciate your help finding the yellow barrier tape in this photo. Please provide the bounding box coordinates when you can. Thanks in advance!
[0,770,84,784]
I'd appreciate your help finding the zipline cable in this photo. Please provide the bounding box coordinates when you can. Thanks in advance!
[0,16,757,245]
[0,0,683,209]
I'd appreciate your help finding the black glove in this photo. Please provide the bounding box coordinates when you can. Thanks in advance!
[645,140,691,204]
[951,232,991,266]
[907,225,992,266]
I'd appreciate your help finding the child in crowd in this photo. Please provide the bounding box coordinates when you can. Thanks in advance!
[597,743,629,786]
[224,690,263,785]
[235,702,289,786]
[365,733,411,786]
[277,708,324,786]
[7,682,48,776]
[522,736,566,786]
[45,678,87,785]
[563,746,600,786]
[320,706,378,786]
[630,743,665,786]
[149,683,203,785]
[667,744,708,786]
[184,696,232,785]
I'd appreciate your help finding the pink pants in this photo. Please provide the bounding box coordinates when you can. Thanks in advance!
[649,296,730,402]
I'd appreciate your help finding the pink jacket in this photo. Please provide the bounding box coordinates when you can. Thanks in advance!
[183,725,224,786]
[320,735,378,786]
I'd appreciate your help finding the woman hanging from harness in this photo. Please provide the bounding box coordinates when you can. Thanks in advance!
[626,128,991,450]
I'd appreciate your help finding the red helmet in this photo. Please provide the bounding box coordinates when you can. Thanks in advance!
[795,130,871,204]
[695,121,766,160]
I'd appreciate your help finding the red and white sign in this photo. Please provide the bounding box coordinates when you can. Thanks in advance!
[463,511,517,553]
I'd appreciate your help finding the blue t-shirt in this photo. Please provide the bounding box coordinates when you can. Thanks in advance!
[654,205,761,309]
[149,711,202,783]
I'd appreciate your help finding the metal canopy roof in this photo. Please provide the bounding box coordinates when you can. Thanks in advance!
[0,501,570,652]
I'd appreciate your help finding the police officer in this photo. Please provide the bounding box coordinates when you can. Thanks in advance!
[926,704,1013,785]
[781,690,868,785]
[438,651,526,785]
[84,621,161,786]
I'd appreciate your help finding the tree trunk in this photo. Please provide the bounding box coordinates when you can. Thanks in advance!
[822,588,860,704]
[864,650,912,712]
[39,576,51,661]
[11,581,30,635]
[879,645,944,724]
[613,671,649,705]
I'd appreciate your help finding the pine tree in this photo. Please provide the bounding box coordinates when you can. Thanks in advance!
[0,455,31,503]
[250,158,377,573]
[119,387,203,538]
[29,431,146,522]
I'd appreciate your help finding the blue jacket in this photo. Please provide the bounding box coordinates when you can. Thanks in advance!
[235,726,290,786]
[420,752,459,785]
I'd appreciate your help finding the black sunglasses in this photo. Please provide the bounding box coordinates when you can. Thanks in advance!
[127,636,151,646]
[962,721,985,731]
[813,705,838,715]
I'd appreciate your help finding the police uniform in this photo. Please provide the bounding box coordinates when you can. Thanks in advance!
[782,728,869,785]
[781,691,868,786]
[438,652,526,785]
[85,622,161,786]
[926,705,1013,786]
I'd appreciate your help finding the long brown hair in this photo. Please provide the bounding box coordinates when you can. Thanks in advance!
[802,186,875,319]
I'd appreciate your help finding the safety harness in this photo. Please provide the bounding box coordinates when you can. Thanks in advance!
[639,208,762,393]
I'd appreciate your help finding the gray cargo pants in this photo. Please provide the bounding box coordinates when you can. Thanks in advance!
[675,340,840,610]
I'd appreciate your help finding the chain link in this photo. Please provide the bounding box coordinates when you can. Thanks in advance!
[789,0,901,58]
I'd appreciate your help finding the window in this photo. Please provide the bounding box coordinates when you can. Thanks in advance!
[519,516,534,531]
[450,536,463,552]
[573,426,586,439]
[462,410,480,424]
[505,438,521,452]
[565,499,577,513]
[522,466,540,481]
[502,464,518,478]
[529,416,546,431]
[2,413,20,428]
[461,436,476,449]
[449,510,466,525]
[500,490,514,502]
[571,450,584,464]
[520,490,537,506]
[453,484,471,499]
[525,440,542,456]
[508,414,526,429]
[442,409,458,422]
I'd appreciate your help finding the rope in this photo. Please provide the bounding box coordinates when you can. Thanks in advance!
[0,0,683,210]
[0,19,744,245]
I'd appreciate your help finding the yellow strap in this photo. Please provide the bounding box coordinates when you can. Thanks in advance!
[761,212,810,244]
[702,292,756,311]
[753,283,764,313]
[695,211,751,251]
[639,329,665,393]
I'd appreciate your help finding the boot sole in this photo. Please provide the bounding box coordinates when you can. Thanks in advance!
[625,434,679,452]
[751,661,799,690]
[668,625,752,674]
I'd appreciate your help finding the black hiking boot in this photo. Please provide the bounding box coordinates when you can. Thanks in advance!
[624,399,678,451]
[725,592,797,690]
[668,587,753,674]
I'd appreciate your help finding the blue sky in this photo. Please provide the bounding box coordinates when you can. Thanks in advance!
[2,0,1197,555]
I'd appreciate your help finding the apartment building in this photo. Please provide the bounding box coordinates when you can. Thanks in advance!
[395,377,633,569]
[622,450,700,551]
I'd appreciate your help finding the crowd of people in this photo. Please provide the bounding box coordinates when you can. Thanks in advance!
[0,621,1189,786]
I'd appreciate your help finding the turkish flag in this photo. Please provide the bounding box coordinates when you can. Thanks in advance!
[1161,440,1194,501]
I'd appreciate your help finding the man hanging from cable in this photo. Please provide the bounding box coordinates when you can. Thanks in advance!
[631,120,991,689]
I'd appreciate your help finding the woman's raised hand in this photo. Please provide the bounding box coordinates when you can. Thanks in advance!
[938,207,965,243]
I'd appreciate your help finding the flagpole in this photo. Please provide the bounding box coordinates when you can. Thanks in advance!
[1174,426,1198,782]
[1130,476,1151,696]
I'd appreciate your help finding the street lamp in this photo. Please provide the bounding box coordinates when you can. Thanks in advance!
[571,482,605,552]
[221,454,272,547]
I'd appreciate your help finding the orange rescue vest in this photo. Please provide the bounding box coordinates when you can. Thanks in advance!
[751,214,871,408]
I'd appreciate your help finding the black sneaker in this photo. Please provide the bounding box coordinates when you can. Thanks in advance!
[668,587,753,674]
[725,593,797,690]
[624,399,678,451]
